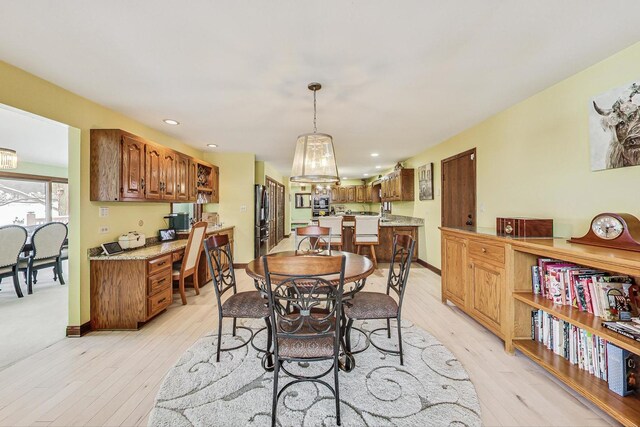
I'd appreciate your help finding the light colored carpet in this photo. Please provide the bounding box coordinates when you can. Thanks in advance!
[0,261,68,370]
[149,318,481,426]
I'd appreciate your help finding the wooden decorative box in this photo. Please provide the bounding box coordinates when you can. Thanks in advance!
[496,217,553,238]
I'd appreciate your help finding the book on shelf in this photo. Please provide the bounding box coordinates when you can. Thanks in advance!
[531,258,638,320]
[607,343,639,397]
[602,320,640,342]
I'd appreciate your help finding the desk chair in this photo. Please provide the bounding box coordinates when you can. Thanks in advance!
[172,221,207,305]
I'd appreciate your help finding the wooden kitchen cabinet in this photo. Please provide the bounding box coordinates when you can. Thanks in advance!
[121,134,146,201]
[90,129,218,203]
[356,185,365,203]
[380,168,414,202]
[347,186,356,202]
[440,228,506,338]
[176,154,190,201]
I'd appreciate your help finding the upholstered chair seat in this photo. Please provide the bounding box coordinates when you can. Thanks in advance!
[221,291,270,318]
[344,291,399,319]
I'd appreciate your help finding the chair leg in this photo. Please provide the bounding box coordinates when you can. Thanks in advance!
[271,359,280,427]
[334,349,341,425]
[27,263,33,295]
[179,276,187,305]
[232,317,237,337]
[345,318,354,353]
[356,245,361,255]
[57,259,65,285]
[386,318,391,338]
[397,316,404,366]
[53,266,58,281]
[12,268,23,298]
[265,317,273,354]
[216,318,223,362]
[193,271,200,295]
[370,245,377,268]
[32,269,38,285]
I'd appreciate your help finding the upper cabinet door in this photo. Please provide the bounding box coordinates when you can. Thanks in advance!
[211,165,220,203]
[145,145,163,200]
[188,159,198,201]
[347,186,356,202]
[176,155,189,201]
[121,135,146,200]
[161,150,178,200]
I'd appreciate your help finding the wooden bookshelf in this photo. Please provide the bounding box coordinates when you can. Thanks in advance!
[514,292,640,354]
[514,339,640,427]
[508,240,640,426]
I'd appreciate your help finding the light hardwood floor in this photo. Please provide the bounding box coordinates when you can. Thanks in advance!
[0,237,618,426]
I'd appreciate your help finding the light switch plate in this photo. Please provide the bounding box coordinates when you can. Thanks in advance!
[99,207,109,217]
[240,205,247,213]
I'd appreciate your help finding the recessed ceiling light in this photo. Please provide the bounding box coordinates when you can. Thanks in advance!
[364,173,369,177]
[163,119,180,125]
[342,177,348,180]
[207,144,218,148]
[375,165,381,169]
[370,153,379,157]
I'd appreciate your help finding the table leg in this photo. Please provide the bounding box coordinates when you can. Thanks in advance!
[339,278,366,372]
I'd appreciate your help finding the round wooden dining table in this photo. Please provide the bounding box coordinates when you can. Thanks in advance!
[245,250,375,372]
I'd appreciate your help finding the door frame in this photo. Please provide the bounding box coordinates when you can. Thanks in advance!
[441,147,476,227]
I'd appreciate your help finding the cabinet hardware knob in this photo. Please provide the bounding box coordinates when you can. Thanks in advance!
[157,262,166,266]
[481,248,487,253]
[158,297,166,303]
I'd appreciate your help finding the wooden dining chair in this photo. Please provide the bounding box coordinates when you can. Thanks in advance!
[354,216,380,268]
[0,225,27,298]
[18,222,67,294]
[263,254,346,427]
[172,221,207,305]
[344,234,415,365]
[318,216,344,251]
[295,225,331,253]
[204,233,272,364]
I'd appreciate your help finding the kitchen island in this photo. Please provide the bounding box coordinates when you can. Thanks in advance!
[89,226,234,330]
[312,214,423,261]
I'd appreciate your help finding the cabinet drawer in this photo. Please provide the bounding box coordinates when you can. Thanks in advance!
[468,240,504,265]
[147,286,172,317]
[172,249,184,263]
[148,271,171,296]
[148,254,172,275]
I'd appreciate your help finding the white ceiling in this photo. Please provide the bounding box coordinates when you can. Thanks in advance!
[0,105,68,167]
[1,1,639,178]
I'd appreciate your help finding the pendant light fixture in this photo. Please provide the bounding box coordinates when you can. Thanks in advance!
[0,148,17,169]
[290,82,339,184]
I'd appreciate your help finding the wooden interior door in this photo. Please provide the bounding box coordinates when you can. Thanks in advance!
[121,135,145,200]
[276,183,285,241]
[266,178,277,249]
[441,148,476,228]
[145,145,163,200]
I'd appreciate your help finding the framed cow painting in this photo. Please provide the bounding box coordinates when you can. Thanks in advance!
[590,80,640,171]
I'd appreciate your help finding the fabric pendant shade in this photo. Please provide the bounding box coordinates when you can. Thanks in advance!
[290,82,339,184]
[290,132,339,183]
[0,148,17,169]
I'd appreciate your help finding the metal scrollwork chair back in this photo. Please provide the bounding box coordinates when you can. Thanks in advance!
[344,234,415,365]
[204,234,271,363]
[263,254,346,427]
[295,225,331,254]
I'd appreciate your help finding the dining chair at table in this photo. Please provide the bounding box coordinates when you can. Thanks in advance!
[318,216,344,251]
[263,254,346,427]
[18,222,67,294]
[344,234,415,365]
[53,242,68,282]
[0,225,28,298]
[204,233,272,364]
[172,221,207,305]
[295,225,331,254]
[354,216,380,268]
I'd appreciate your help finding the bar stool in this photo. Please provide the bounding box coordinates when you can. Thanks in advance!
[318,216,344,251]
[354,216,379,268]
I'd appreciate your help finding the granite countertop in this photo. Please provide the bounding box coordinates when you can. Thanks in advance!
[312,215,423,227]
[176,225,235,236]
[89,225,235,261]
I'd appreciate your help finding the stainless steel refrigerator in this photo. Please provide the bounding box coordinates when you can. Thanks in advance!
[254,184,270,258]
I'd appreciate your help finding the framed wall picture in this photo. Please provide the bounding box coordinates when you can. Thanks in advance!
[590,80,640,171]
[418,163,433,200]
[294,193,311,208]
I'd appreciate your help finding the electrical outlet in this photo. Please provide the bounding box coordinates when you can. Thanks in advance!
[240,205,247,213]
[99,207,109,217]
[99,226,110,234]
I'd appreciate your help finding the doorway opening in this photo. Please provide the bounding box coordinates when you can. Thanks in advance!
[0,104,73,370]
[441,148,477,228]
